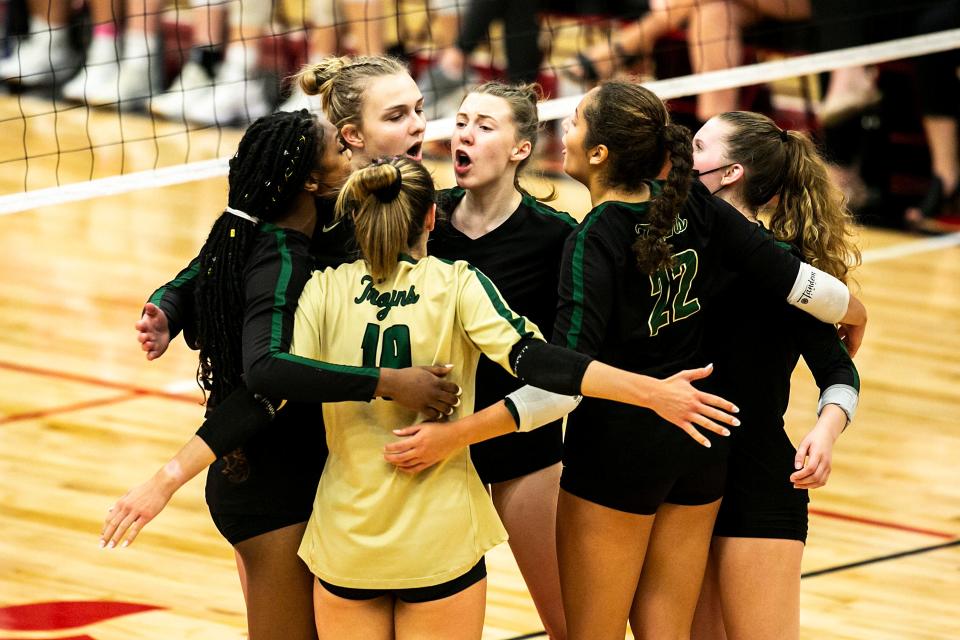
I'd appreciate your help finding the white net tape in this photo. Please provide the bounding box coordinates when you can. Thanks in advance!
[1,27,957,216]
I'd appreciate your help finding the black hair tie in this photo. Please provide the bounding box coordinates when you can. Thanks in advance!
[374,164,403,203]
[780,128,789,142]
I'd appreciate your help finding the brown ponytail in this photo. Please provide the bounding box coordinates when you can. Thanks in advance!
[335,157,435,281]
[584,81,692,274]
[717,111,861,282]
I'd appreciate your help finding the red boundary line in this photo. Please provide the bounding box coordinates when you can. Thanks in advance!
[0,360,200,404]
[809,507,955,540]
[0,392,142,425]
[2,361,956,542]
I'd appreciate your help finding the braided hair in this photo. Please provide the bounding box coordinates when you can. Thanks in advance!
[195,109,323,407]
[583,82,693,274]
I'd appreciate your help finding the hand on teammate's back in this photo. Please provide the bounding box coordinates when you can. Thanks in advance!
[647,364,740,448]
[377,365,462,420]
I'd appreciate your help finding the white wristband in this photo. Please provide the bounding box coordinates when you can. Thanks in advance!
[818,384,859,425]
[506,385,582,432]
[787,263,850,324]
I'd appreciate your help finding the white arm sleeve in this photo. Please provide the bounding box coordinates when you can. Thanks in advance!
[506,385,582,432]
[786,263,850,324]
[818,383,859,426]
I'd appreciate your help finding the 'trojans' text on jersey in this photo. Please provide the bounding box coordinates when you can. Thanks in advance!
[354,275,421,320]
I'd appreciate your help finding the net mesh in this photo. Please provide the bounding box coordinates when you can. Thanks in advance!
[0,0,955,225]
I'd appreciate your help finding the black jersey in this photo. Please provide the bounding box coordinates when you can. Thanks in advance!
[554,180,803,452]
[706,232,859,524]
[147,222,380,516]
[310,196,360,271]
[148,255,200,348]
[705,231,859,436]
[430,187,577,422]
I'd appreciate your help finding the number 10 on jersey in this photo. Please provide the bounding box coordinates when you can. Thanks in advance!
[361,323,413,368]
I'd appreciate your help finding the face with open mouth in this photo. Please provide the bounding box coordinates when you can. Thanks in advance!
[451,92,529,190]
[560,89,597,186]
[348,72,426,164]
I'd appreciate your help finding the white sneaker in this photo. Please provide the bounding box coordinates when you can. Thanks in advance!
[0,30,74,86]
[149,61,214,120]
[61,37,120,104]
[183,63,271,126]
[114,58,160,106]
[277,84,322,113]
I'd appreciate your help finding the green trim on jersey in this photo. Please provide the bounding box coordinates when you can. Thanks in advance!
[265,225,379,379]
[522,193,577,228]
[836,338,861,390]
[148,258,199,306]
[566,199,650,349]
[467,264,534,339]
[266,225,295,354]
[277,351,379,377]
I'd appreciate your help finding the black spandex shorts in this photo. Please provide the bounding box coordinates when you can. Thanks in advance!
[470,421,563,485]
[560,401,728,515]
[210,512,309,545]
[712,427,810,542]
[317,559,487,604]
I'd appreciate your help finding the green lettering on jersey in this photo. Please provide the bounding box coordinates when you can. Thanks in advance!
[360,323,412,369]
[647,248,702,336]
[354,274,421,321]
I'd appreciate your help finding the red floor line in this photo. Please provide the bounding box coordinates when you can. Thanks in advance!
[0,392,143,425]
[0,360,200,405]
[809,507,955,540]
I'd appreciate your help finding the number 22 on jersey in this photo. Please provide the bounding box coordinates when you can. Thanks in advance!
[648,249,701,336]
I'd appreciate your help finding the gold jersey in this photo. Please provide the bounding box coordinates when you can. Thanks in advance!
[291,255,543,589]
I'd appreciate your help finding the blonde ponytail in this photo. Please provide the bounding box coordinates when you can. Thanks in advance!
[772,131,862,283]
[336,157,435,281]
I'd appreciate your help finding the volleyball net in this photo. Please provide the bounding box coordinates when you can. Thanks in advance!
[0,0,956,216]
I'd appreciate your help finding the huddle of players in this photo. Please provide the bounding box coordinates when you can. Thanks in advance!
[105,54,863,640]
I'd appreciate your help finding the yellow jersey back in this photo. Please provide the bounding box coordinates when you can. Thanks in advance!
[291,255,543,589]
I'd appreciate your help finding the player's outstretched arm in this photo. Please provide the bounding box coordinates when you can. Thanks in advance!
[579,361,739,448]
[101,436,216,548]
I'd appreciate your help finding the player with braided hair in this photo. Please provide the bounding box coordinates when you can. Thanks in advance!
[104,110,458,640]
[552,82,867,639]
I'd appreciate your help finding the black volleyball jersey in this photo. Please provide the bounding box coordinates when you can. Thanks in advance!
[553,180,803,433]
[704,231,859,438]
[148,223,379,515]
[430,187,577,413]
[310,196,360,271]
[147,224,379,415]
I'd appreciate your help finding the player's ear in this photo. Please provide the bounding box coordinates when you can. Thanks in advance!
[588,144,607,166]
[341,124,364,149]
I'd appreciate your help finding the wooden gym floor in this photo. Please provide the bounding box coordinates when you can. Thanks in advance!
[0,98,957,639]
